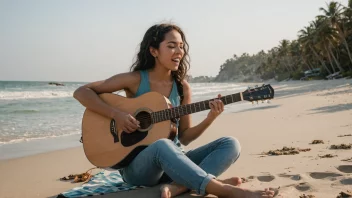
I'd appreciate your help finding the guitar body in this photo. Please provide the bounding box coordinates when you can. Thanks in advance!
[82,92,177,169]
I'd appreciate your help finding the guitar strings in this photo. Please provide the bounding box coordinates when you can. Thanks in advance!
[132,95,242,122]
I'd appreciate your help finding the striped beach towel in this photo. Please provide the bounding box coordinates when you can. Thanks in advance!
[57,170,146,198]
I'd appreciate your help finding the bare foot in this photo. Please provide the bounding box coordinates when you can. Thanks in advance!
[219,176,242,187]
[222,184,277,198]
[160,177,242,198]
[160,185,171,198]
[160,183,183,198]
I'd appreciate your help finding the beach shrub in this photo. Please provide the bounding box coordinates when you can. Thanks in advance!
[243,76,254,82]
[342,70,352,77]
[260,71,275,80]
[291,71,305,80]
[276,72,291,81]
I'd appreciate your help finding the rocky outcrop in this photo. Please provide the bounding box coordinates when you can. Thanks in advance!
[48,82,64,86]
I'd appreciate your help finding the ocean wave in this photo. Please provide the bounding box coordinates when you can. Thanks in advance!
[192,86,247,96]
[10,109,40,113]
[0,90,73,100]
[0,132,81,145]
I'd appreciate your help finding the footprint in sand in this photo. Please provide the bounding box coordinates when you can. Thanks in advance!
[336,165,352,173]
[295,182,313,192]
[278,173,301,181]
[309,172,343,180]
[257,175,275,182]
[332,177,352,187]
[339,178,352,185]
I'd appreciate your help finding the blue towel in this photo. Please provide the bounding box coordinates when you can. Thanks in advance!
[57,170,146,198]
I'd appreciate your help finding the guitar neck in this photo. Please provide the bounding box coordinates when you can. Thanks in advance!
[151,92,243,123]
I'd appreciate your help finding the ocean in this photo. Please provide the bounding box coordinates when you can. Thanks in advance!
[0,81,253,160]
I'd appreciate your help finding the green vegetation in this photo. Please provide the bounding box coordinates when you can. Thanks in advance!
[208,1,352,82]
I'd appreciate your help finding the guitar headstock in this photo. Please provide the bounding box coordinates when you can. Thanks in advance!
[242,84,274,103]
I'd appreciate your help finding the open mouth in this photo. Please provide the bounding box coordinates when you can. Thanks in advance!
[172,58,180,63]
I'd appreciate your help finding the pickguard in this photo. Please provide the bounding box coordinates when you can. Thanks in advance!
[121,130,148,147]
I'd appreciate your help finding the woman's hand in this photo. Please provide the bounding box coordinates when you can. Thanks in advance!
[112,110,140,133]
[207,94,224,121]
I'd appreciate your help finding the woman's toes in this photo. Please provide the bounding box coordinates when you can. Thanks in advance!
[160,185,171,198]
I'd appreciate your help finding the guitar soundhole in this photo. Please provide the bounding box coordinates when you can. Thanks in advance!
[135,111,152,130]
[120,111,152,147]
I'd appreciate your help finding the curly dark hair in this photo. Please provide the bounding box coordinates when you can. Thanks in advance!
[130,23,190,84]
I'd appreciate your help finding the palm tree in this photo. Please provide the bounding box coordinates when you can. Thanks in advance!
[277,39,294,72]
[314,17,344,72]
[298,25,333,74]
[319,1,352,69]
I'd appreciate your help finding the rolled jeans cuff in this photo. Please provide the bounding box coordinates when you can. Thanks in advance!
[198,173,215,195]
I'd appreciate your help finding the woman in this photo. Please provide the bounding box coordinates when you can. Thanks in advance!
[73,23,276,198]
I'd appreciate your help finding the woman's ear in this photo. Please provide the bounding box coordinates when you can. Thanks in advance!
[149,47,158,58]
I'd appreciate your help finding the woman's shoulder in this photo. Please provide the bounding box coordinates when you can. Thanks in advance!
[117,71,142,92]
[181,79,191,92]
[180,79,191,100]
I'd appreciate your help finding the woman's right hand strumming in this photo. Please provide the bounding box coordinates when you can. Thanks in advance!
[112,110,140,133]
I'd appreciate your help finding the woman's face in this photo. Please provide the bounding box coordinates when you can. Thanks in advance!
[152,29,185,71]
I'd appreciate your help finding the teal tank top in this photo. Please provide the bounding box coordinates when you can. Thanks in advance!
[134,70,184,150]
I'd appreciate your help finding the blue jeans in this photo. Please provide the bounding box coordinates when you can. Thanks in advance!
[120,136,241,195]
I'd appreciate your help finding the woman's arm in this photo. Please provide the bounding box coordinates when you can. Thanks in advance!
[178,81,224,146]
[73,72,141,132]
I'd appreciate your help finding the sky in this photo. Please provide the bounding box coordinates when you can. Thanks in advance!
[0,0,348,82]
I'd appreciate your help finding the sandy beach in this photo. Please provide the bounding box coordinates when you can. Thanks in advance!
[1,79,352,198]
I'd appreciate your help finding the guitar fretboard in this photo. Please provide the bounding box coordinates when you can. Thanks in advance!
[151,92,242,123]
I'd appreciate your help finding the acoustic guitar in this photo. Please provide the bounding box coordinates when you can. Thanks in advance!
[81,84,274,169]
